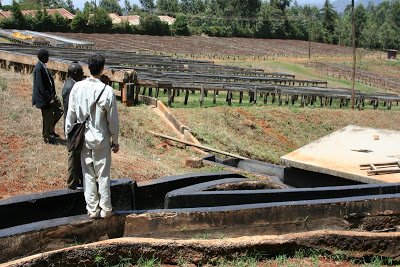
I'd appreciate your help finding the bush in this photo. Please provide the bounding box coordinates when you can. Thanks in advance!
[139,14,170,36]
[70,11,89,33]
[112,20,138,34]
[173,13,190,36]
[88,7,113,33]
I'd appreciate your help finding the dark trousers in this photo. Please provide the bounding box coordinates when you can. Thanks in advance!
[52,96,63,132]
[66,150,83,189]
[41,98,63,140]
[41,108,53,140]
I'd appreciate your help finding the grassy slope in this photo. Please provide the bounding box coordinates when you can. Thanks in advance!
[0,69,220,198]
[1,53,400,197]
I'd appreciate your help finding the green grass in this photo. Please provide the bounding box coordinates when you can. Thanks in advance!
[0,77,7,91]
[155,88,397,110]
[88,249,399,266]
[225,59,392,94]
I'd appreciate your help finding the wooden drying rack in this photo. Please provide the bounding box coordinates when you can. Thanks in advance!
[360,161,400,176]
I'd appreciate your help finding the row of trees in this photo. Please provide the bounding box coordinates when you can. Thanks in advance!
[1,0,400,50]
[0,0,176,34]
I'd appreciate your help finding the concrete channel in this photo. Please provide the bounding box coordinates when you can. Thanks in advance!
[2,168,400,265]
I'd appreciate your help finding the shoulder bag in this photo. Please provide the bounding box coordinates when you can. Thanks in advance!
[67,85,106,152]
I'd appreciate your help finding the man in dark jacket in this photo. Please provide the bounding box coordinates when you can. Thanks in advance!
[32,48,63,144]
[62,63,85,190]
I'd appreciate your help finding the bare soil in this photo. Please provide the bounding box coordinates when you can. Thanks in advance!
[49,32,373,58]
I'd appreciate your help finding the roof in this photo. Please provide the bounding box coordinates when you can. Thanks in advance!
[0,8,74,20]
[120,15,140,25]
[158,15,175,25]
[109,13,122,24]
[0,11,12,19]
[110,14,175,26]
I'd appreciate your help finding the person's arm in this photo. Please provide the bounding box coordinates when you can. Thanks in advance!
[106,88,119,152]
[65,85,77,136]
[34,65,53,104]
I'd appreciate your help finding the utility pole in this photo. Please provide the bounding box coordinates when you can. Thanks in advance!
[351,0,356,110]
[308,16,311,59]
[94,0,97,33]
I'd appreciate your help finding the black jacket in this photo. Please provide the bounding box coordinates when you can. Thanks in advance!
[61,77,76,125]
[32,61,55,109]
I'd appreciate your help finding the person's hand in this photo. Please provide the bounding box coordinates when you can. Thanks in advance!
[100,73,110,84]
[112,143,120,153]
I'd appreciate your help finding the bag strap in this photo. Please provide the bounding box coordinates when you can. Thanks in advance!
[84,84,107,122]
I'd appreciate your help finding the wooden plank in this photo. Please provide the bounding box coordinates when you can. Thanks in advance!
[149,131,249,160]
[368,168,400,175]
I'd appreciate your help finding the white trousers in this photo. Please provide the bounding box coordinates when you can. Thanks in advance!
[81,144,112,216]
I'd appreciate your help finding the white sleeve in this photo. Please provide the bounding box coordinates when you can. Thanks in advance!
[65,85,77,136]
[106,88,119,145]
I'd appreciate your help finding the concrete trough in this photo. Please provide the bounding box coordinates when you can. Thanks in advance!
[164,179,400,209]
[124,194,400,238]
[134,171,245,210]
[0,178,136,230]
[203,154,362,188]
[3,171,400,264]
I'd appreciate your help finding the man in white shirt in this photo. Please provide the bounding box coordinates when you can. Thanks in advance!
[65,54,120,219]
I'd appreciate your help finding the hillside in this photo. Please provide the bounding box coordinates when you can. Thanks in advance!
[1,53,400,199]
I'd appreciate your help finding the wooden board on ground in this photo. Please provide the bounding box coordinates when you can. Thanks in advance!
[280,125,400,184]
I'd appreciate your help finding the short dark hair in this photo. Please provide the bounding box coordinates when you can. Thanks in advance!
[68,63,84,81]
[37,48,49,61]
[88,54,105,76]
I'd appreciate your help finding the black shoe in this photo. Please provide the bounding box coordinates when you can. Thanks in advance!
[50,132,60,138]
[43,138,55,144]
[68,185,83,191]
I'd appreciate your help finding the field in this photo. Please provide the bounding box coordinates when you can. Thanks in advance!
[51,32,369,58]
[1,35,400,198]
[2,35,400,266]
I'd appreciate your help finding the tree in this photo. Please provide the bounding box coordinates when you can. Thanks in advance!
[270,0,291,12]
[11,0,26,29]
[173,13,190,35]
[34,8,55,31]
[354,3,368,46]
[70,10,89,32]
[88,7,112,33]
[140,0,155,11]
[157,0,180,14]
[19,0,40,10]
[180,0,205,14]
[52,11,70,31]
[320,0,338,34]
[83,1,95,15]
[123,0,132,15]
[255,1,286,39]
[66,0,75,14]
[99,0,123,15]
[139,14,169,35]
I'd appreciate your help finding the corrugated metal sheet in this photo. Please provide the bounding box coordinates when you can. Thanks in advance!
[0,11,12,19]
[158,15,175,25]
[109,13,122,24]
[120,15,140,25]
